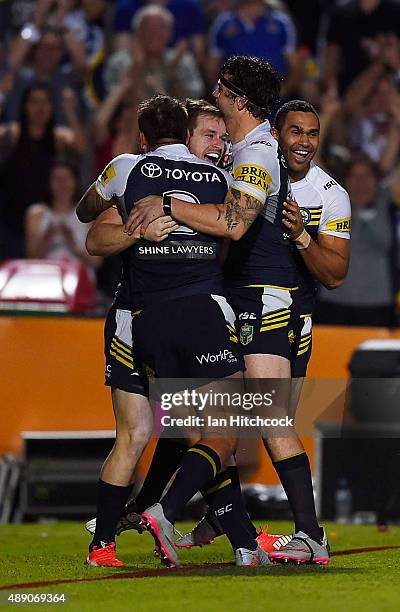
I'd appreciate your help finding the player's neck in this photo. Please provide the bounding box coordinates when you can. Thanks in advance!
[227,116,263,145]
[289,166,310,183]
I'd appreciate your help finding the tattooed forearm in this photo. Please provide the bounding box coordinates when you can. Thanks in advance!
[224,188,263,232]
[214,203,224,222]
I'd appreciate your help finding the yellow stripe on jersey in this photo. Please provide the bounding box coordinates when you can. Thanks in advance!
[262,309,290,320]
[111,341,133,361]
[188,447,217,477]
[297,344,312,356]
[112,337,132,354]
[260,321,289,332]
[262,314,291,325]
[110,350,134,369]
[300,313,312,319]
[324,217,352,232]
[233,164,272,196]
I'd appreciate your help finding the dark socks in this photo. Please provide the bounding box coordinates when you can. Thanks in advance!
[135,438,187,513]
[90,479,132,549]
[160,444,221,524]
[202,467,258,551]
[228,466,258,539]
[272,451,323,543]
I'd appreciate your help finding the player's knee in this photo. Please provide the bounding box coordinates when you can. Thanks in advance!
[127,422,152,452]
[116,420,152,455]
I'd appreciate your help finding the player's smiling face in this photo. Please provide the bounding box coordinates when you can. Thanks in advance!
[275,111,320,180]
[189,114,227,164]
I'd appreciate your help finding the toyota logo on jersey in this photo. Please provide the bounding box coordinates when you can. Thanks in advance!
[141,163,162,178]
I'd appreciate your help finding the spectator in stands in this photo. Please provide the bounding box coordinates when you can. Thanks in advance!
[93,68,138,172]
[208,0,298,96]
[0,83,86,259]
[25,159,101,273]
[61,0,112,108]
[323,0,400,94]
[6,28,75,125]
[104,5,204,103]
[112,0,206,66]
[315,156,398,327]
[338,36,400,171]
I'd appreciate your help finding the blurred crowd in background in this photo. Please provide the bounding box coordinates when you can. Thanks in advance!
[0,0,399,325]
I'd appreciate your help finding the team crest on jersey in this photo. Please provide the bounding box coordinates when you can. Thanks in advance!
[100,162,116,185]
[300,208,312,225]
[240,323,254,346]
[234,164,272,195]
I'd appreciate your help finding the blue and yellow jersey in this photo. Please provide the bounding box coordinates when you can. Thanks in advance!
[223,121,296,289]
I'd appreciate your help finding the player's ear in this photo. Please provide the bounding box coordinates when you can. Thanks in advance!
[185,129,190,146]
[271,127,279,141]
[139,131,150,153]
[236,96,247,112]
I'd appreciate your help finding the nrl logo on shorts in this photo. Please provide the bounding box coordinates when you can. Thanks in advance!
[240,323,253,346]
[141,162,162,178]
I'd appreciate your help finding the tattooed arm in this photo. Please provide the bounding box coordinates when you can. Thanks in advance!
[76,183,115,223]
[125,188,263,240]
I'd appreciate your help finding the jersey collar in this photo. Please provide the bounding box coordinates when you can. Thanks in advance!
[232,120,272,153]
[151,144,190,157]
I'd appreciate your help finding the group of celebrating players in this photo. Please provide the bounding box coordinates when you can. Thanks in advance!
[77,54,351,569]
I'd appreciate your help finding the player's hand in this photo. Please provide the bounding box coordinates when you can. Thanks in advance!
[282,199,304,239]
[144,216,178,242]
[124,195,164,236]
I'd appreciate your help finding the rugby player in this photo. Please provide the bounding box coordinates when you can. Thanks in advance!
[79,95,269,568]
[174,100,351,563]
[126,56,332,565]
[81,99,229,552]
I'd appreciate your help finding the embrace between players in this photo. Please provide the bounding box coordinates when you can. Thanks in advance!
[77,55,351,569]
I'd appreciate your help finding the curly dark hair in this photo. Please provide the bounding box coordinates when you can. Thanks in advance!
[138,95,188,148]
[220,56,281,120]
[274,100,320,132]
[185,98,223,135]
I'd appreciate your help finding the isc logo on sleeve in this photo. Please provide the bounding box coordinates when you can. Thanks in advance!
[233,164,272,195]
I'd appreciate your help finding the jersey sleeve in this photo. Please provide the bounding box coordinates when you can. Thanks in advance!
[95,154,139,201]
[319,187,351,239]
[231,144,279,204]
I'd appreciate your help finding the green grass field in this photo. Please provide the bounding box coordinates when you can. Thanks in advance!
[1,521,399,612]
